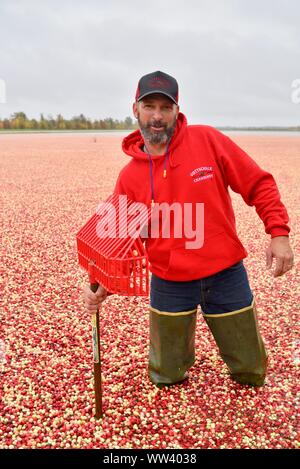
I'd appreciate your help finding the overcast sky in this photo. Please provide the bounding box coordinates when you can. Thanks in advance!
[0,0,299,126]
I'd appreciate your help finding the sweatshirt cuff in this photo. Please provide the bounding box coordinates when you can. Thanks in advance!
[270,228,290,238]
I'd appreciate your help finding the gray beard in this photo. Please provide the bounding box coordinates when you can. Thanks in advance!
[138,117,176,146]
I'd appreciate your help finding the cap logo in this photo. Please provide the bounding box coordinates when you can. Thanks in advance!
[148,76,171,89]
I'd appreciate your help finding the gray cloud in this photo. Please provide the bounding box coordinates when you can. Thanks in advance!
[0,0,299,125]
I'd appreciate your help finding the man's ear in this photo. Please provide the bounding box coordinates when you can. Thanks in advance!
[133,102,138,119]
[176,105,180,117]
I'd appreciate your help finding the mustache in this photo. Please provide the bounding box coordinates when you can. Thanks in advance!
[147,120,167,129]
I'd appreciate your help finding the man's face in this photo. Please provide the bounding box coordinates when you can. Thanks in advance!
[133,94,179,145]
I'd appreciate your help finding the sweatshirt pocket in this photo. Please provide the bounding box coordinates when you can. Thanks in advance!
[166,231,246,280]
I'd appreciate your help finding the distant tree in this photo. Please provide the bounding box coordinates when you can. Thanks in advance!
[0,111,139,130]
[11,112,27,121]
[11,112,27,129]
[124,116,133,128]
[56,114,66,130]
[104,117,114,129]
[39,113,47,130]
[30,119,39,129]
[3,119,10,129]
[46,114,56,130]
[78,114,87,129]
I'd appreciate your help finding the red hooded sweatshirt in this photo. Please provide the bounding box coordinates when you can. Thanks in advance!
[113,112,290,281]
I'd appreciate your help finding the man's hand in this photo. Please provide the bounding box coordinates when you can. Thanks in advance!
[83,284,108,314]
[266,236,294,277]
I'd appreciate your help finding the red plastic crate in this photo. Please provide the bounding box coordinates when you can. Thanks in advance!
[76,193,151,296]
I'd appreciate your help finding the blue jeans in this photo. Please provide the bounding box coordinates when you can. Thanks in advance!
[150,260,254,314]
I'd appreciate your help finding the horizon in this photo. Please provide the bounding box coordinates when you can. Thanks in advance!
[0,111,299,130]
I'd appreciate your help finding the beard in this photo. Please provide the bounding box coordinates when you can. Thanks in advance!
[138,114,177,145]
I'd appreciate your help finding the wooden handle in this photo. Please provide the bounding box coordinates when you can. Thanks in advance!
[90,282,103,419]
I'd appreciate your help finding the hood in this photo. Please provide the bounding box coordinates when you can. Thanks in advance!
[122,112,187,162]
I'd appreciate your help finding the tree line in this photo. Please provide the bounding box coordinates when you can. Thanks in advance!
[0,112,138,130]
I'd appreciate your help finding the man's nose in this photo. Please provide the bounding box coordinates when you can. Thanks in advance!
[152,108,163,120]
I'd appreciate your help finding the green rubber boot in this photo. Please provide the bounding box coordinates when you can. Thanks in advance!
[148,306,197,387]
[203,299,268,386]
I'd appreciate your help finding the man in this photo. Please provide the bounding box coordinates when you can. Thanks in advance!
[84,71,294,388]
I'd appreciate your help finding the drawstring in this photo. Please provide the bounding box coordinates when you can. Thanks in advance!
[163,147,170,178]
[144,143,170,207]
[147,152,155,207]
